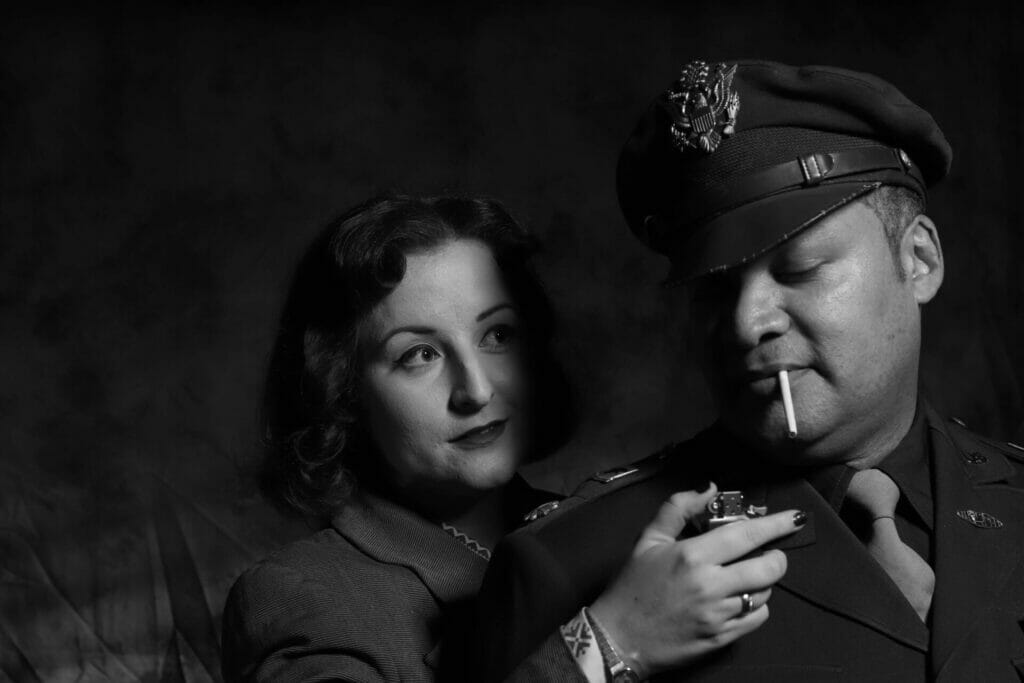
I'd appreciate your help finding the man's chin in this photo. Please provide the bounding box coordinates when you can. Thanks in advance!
[721,413,838,465]
[734,424,801,457]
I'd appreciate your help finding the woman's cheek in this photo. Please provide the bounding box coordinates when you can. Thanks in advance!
[494,353,529,406]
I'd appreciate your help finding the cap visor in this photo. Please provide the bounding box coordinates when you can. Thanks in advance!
[666,181,879,284]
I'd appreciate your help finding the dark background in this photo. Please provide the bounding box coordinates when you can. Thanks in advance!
[2,2,1022,679]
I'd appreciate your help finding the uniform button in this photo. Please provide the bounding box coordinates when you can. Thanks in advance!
[964,452,987,464]
[523,500,560,523]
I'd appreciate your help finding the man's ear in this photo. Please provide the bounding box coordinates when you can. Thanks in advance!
[899,214,944,303]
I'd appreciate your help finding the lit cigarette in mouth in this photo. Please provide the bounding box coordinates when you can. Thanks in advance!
[778,370,798,438]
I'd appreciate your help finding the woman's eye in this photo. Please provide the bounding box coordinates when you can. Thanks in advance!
[396,345,440,368]
[481,324,517,350]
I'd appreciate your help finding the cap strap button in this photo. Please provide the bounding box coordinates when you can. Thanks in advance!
[896,148,914,171]
[798,153,835,185]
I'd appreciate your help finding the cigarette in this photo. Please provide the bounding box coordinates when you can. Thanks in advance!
[778,370,797,438]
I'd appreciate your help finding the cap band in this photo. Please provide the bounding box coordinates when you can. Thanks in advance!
[645,145,924,250]
[618,60,952,281]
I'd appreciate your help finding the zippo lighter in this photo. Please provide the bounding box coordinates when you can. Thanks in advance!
[704,491,768,529]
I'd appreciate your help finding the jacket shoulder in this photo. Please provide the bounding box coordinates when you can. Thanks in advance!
[227,530,354,614]
[939,415,1024,485]
[943,416,1024,457]
[223,534,443,682]
[234,524,432,593]
[222,527,439,679]
[482,439,703,657]
[241,528,363,579]
[517,441,693,535]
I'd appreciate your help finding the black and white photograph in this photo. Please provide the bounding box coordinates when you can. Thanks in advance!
[2,2,1023,681]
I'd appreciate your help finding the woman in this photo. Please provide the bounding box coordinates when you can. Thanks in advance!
[221,194,574,680]
[221,194,802,682]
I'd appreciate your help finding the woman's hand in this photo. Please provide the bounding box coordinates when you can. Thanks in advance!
[588,484,805,678]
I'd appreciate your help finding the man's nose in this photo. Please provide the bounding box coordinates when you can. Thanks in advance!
[449,354,494,413]
[729,273,790,349]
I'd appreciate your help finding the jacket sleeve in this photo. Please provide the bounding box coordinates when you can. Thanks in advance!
[475,530,589,682]
[221,561,387,683]
[501,631,588,683]
[475,465,678,683]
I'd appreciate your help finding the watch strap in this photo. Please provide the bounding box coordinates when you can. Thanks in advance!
[582,606,643,683]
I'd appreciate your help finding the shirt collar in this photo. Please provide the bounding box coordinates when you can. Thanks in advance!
[877,401,933,529]
[804,399,933,528]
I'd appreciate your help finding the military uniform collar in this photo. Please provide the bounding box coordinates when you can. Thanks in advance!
[879,399,933,529]
[801,399,934,529]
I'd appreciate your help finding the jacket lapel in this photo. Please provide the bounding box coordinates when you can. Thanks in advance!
[764,476,930,651]
[927,408,1024,675]
[702,424,928,651]
[331,490,489,605]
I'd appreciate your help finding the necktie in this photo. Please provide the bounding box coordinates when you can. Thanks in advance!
[845,468,934,622]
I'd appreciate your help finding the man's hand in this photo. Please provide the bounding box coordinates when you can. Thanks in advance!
[588,484,805,678]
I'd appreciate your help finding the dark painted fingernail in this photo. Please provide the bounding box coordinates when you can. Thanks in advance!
[793,511,808,527]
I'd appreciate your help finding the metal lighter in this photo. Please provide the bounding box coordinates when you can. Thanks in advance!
[703,491,768,529]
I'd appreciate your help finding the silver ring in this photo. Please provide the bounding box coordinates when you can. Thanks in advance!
[739,592,754,616]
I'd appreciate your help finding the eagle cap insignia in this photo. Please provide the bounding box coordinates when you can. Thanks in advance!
[665,60,740,154]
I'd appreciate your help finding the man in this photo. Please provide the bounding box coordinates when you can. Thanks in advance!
[476,60,1024,682]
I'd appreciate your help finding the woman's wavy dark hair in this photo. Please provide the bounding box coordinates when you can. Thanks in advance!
[260,194,574,519]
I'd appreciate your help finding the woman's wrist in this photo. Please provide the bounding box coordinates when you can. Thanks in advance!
[559,609,607,682]
[583,604,649,682]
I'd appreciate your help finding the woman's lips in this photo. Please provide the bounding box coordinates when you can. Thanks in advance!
[450,419,507,448]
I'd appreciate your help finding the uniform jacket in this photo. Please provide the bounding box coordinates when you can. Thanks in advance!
[221,482,579,682]
[476,404,1024,682]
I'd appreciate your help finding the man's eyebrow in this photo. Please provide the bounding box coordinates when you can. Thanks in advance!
[476,303,515,322]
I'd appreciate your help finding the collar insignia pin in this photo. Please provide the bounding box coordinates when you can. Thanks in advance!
[956,509,1004,529]
[523,500,560,523]
[665,60,740,154]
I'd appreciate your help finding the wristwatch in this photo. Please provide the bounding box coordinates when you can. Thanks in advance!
[582,607,643,683]
[606,659,642,683]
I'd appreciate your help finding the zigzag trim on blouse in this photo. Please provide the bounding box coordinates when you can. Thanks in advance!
[441,523,492,561]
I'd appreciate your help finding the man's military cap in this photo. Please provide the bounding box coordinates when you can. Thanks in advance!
[617,59,953,283]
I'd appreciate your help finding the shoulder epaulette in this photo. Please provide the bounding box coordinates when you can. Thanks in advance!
[942,416,1024,467]
[519,442,684,530]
